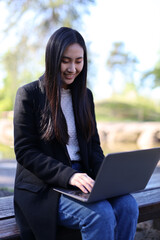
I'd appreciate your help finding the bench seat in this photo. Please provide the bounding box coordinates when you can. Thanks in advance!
[0,168,160,240]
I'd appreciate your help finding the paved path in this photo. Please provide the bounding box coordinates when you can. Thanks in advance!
[0,159,16,189]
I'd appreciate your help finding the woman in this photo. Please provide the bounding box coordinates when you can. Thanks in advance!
[14,27,139,240]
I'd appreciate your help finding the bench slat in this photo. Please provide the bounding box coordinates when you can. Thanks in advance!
[132,187,160,207]
[132,188,160,222]
[0,217,82,240]
[139,204,160,222]
[1,189,160,221]
[0,196,14,220]
[0,218,20,239]
[0,169,160,240]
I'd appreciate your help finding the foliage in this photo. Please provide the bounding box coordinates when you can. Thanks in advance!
[2,0,95,48]
[0,46,39,110]
[0,0,95,110]
[107,42,138,70]
[95,96,160,122]
[106,42,139,92]
[141,60,160,88]
[0,143,15,159]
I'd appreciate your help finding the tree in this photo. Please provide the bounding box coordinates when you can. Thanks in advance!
[106,42,139,93]
[2,0,95,48]
[0,0,95,110]
[0,44,39,110]
[141,60,160,88]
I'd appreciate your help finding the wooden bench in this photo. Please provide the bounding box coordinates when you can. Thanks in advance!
[0,167,160,240]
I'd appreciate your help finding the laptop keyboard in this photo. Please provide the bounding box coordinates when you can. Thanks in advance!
[68,190,90,199]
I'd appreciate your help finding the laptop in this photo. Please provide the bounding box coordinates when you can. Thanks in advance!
[53,147,160,203]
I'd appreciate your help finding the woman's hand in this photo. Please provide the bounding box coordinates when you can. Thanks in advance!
[69,173,95,193]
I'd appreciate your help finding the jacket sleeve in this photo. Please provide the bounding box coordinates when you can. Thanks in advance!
[88,89,105,176]
[14,85,77,188]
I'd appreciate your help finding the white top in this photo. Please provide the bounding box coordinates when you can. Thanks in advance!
[61,88,80,161]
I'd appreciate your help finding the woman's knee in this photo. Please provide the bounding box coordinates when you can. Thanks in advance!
[123,194,139,219]
[80,204,116,238]
[110,194,139,220]
[83,200,116,227]
[80,207,116,240]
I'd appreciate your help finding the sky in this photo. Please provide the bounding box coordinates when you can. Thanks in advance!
[81,0,160,100]
[0,0,160,100]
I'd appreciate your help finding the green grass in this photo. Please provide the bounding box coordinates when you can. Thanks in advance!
[95,97,160,122]
[0,143,15,160]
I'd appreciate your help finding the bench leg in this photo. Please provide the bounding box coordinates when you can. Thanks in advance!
[153,219,160,230]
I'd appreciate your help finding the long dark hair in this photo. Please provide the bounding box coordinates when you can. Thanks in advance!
[41,27,95,144]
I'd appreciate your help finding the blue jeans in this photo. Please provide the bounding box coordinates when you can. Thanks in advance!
[58,163,139,240]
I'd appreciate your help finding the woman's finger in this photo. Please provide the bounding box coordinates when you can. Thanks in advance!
[69,173,95,193]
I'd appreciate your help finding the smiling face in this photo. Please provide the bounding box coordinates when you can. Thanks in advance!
[60,43,84,89]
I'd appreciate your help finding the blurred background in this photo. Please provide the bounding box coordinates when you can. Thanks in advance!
[0,1,160,238]
[0,0,160,165]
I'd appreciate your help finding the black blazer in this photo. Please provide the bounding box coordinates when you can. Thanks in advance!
[13,78,104,240]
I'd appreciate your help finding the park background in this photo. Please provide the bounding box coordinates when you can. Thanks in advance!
[1,0,160,158]
[0,1,160,238]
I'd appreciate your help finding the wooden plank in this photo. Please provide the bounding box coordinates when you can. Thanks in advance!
[1,188,160,221]
[0,169,160,239]
[0,218,20,239]
[139,205,160,222]
[0,217,81,240]
[132,188,160,207]
[0,196,14,220]
[132,188,160,222]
